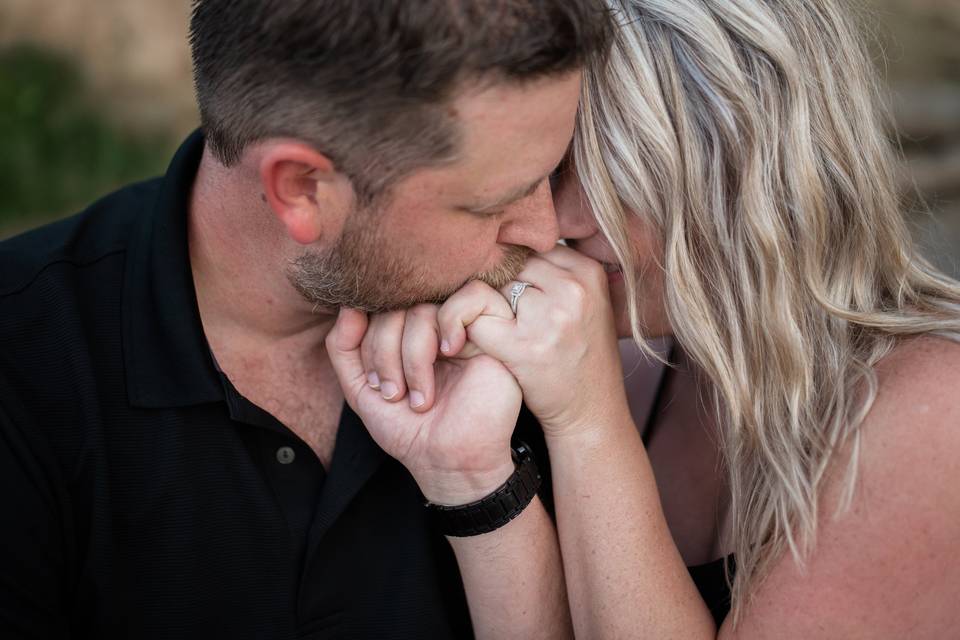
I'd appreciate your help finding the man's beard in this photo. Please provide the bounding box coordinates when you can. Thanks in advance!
[287,211,532,314]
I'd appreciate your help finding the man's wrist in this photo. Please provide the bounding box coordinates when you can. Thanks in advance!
[414,460,516,506]
[424,441,542,537]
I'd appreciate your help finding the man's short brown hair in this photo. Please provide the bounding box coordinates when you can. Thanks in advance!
[190,0,612,200]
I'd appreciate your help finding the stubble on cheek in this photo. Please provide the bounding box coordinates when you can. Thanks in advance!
[471,245,532,291]
[288,238,533,314]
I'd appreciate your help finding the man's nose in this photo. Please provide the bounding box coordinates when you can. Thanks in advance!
[497,183,560,254]
[555,186,598,240]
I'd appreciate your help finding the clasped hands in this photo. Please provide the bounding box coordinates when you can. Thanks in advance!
[325,245,627,505]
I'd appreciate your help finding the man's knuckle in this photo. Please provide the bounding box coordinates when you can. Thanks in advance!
[373,347,399,369]
[404,360,428,379]
[584,262,606,285]
[409,304,436,321]
[436,306,454,326]
[562,280,587,304]
[465,280,488,295]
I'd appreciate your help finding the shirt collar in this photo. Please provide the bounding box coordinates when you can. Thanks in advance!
[122,130,224,408]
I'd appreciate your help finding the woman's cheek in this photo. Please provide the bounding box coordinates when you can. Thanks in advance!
[612,269,673,339]
[610,280,635,338]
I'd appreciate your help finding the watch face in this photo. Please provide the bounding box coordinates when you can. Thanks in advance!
[511,441,532,463]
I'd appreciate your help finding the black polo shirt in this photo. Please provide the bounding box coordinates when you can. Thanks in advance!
[0,132,549,639]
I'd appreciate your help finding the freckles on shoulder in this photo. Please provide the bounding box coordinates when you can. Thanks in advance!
[858,335,960,491]
[868,334,960,434]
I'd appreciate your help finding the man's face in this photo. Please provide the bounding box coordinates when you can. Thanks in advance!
[290,71,583,313]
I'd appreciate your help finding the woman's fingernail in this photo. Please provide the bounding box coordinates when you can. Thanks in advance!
[367,372,380,389]
[381,381,399,400]
[409,390,425,408]
[440,339,451,354]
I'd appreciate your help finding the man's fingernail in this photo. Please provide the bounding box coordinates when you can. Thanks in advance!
[409,390,425,408]
[440,339,451,354]
[367,372,380,389]
[381,381,399,400]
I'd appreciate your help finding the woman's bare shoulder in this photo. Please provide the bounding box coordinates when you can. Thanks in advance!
[733,336,960,638]
[853,333,960,521]
[869,334,960,439]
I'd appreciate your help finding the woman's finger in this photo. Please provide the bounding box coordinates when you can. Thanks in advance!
[497,279,549,319]
[436,280,514,357]
[535,244,609,291]
[535,243,601,271]
[504,256,603,322]
[401,304,441,412]
[505,256,569,296]
[360,310,407,402]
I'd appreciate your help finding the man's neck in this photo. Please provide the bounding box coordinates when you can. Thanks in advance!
[187,149,337,357]
[186,150,347,468]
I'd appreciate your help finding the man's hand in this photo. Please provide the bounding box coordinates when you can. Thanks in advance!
[326,306,520,506]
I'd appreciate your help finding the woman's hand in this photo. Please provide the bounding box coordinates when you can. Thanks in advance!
[374,245,631,439]
[449,246,629,436]
[326,305,520,506]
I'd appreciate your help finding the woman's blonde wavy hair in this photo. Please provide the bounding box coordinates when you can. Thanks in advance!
[573,0,960,620]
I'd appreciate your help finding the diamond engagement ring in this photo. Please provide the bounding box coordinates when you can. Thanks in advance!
[509,281,532,315]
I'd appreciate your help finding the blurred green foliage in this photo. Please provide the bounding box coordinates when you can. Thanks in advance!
[0,44,174,234]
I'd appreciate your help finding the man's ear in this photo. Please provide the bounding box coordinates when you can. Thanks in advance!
[258,142,353,245]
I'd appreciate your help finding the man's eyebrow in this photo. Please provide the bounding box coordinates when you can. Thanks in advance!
[466,173,549,213]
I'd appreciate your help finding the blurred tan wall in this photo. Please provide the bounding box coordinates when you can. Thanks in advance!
[0,0,196,136]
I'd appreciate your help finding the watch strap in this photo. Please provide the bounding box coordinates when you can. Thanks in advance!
[425,441,541,537]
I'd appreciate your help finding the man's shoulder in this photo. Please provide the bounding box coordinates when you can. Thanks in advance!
[0,178,164,423]
[0,178,161,297]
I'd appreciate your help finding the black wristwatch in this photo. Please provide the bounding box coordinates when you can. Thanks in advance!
[425,441,542,537]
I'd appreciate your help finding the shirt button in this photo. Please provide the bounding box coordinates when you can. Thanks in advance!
[276,446,296,465]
